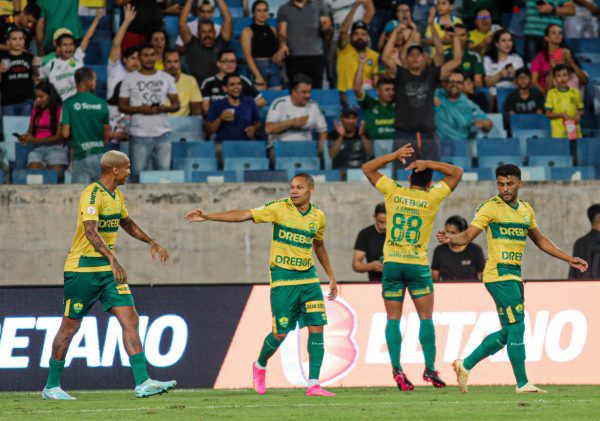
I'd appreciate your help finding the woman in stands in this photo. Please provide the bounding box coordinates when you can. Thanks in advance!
[241,0,282,90]
[483,30,524,108]
[18,81,66,183]
[376,2,421,52]
[531,23,588,95]
[148,29,169,71]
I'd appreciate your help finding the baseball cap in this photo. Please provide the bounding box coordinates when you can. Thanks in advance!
[341,105,360,117]
[406,44,424,55]
[53,28,73,45]
[351,21,369,33]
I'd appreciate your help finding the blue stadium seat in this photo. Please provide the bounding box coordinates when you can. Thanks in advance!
[233,17,252,38]
[2,116,29,163]
[345,88,376,107]
[261,90,289,105]
[170,133,205,142]
[510,114,550,131]
[347,167,392,182]
[12,169,57,184]
[576,53,600,64]
[273,141,317,158]
[496,87,514,113]
[243,170,288,182]
[320,104,342,118]
[231,39,244,61]
[190,170,237,183]
[164,16,180,48]
[222,140,267,157]
[168,116,203,134]
[576,138,600,174]
[310,89,340,106]
[526,138,572,167]
[224,157,269,180]
[84,40,110,65]
[513,129,551,156]
[139,170,185,184]
[89,65,107,84]
[80,15,111,33]
[294,169,340,182]
[462,168,495,181]
[549,166,596,180]
[440,139,468,157]
[374,139,393,157]
[565,38,600,54]
[582,63,600,81]
[0,170,4,184]
[172,157,218,181]
[171,141,215,160]
[529,155,572,168]
[275,157,320,177]
[520,166,547,181]
[15,143,33,169]
[441,155,471,168]
[474,87,490,108]
[477,138,522,168]
[476,113,506,138]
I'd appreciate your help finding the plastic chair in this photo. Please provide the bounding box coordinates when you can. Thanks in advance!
[496,87,514,113]
[243,170,288,182]
[475,113,506,139]
[373,139,393,157]
[293,169,340,182]
[222,140,267,157]
[224,157,269,181]
[310,89,340,106]
[273,141,317,158]
[275,157,321,178]
[549,166,596,180]
[139,170,185,184]
[347,167,391,182]
[172,157,218,181]
[168,116,203,134]
[510,114,550,131]
[441,155,471,169]
[2,116,29,162]
[576,138,600,173]
[171,141,215,160]
[191,170,237,183]
[11,169,58,184]
[520,166,547,181]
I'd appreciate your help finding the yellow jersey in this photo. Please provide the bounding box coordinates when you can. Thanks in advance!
[336,43,379,93]
[64,182,128,273]
[471,196,537,283]
[426,15,463,55]
[544,87,583,139]
[251,198,325,287]
[169,73,202,117]
[376,175,452,266]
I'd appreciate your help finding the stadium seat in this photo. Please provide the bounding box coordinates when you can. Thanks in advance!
[576,53,600,64]
[168,116,203,134]
[345,88,376,107]
[232,17,252,38]
[510,114,550,131]
[347,167,392,182]
[261,90,289,105]
[440,139,468,157]
[576,138,600,175]
[513,129,551,156]
[582,63,600,81]
[526,138,572,167]
[477,138,522,168]
[243,170,288,182]
[84,40,110,65]
[462,168,495,181]
[89,65,107,85]
[520,166,547,181]
[441,155,471,168]
[231,39,244,62]
[495,87,513,114]
[273,141,317,158]
[294,169,340,182]
[80,15,111,33]
[0,170,4,184]
[15,143,33,169]
[565,38,600,54]
[275,157,320,177]
[222,140,267,157]
[190,170,237,183]
[549,166,596,180]
[139,170,185,184]
[374,139,393,157]
[311,89,340,106]
[2,116,29,163]
[476,113,506,139]
[170,133,205,142]
[171,141,215,160]
[172,157,218,181]
[224,157,270,180]
[11,169,57,184]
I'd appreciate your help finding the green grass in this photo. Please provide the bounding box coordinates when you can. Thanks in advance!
[1,386,599,420]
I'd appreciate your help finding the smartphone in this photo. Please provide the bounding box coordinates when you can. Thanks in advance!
[536,0,546,5]
[12,132,21,139]
[552,48,564,63]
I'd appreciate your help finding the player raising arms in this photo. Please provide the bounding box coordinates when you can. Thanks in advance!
[42,151,176,400]
[437,164,588,394]
[185,173,338,397]
[362,146,463,390]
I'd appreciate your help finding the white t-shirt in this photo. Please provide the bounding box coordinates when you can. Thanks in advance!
[39,48,85,101]
[325,0,365,36]
[119,70,178,137]
[266,96,327,144]
[483,53,524,94]
[176,19,222,47]
[107,59,128,100]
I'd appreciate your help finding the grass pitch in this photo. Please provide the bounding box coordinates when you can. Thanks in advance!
[1,386,599,420]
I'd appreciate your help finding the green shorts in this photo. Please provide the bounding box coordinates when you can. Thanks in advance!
[63,271,135,319]
[382,262,434,302]
[270,267,327,334]
[485,280,525,326]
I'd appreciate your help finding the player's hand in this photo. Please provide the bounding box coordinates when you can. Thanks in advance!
[327,279,338,300]
[334,119,345,137]
[394,143,414,164]
[110,257,127,284]
[436,230,451,244]
[370,260,384,272]
[569,257,588,273]
[150,241,170,264]
[185,209,210,222]
[406,159,428,173]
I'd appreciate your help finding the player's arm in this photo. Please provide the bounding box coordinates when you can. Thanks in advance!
[527,227,588,273]
[361,144,415,186]
[352,249,383,274]
[83,220,127,284]
[313,239,337,300]
[120,217,169,263]
[437,225,482,246]
[405,160,464,191]
[185,209,253,222]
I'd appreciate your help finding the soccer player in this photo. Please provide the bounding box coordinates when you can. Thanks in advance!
[437,164,588,394]
[185,173,338,397]
[362,146,464,390]
[42,151,176,400]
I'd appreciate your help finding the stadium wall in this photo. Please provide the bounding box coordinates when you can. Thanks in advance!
[0,181,598,285]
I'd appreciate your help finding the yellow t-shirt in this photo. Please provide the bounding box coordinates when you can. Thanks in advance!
[468,25,501,50]
[376,175,452,266]
[426,15,463,55]
[251,198,325,287]
[544,87,583,139]
[336,43,379,93]
[81,0,106,6]
[64,182,129,273]
[471,196,537,283]
[169,73,203,117]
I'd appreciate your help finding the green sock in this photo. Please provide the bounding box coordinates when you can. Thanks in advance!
[419,319,436,371]
[385,319,402,371]
[129,352,150,386]
[464,328,508,370]
[507,321,528,388]
[308,332,324,380]
[257,333,283,367]
[46,358,65,389]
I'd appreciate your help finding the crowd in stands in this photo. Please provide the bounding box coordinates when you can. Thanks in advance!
[0,0,599,184]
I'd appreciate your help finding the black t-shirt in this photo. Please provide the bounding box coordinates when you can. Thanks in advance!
[503,89,545,114]
[0,51,34,105]
[0,17,33,49]
[187,36,229,87]
[354,224,386,282]
[394,65,441,132]
[431,243,486,281]
[327,128,367,169]
[128,0,164,37]
[200,74,259,103]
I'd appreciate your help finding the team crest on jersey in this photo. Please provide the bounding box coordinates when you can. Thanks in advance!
[278,317,289,328]
[309,222,318,235]
[73,302,83,313]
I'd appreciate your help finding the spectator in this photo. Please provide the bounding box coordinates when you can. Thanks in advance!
[115,0,164,54]
[434,70,493,141]
[382,20,462,166]
[354,57,395,141]
[275,0,332,89]
[36,0,82,56]
[352,202,386,282]
[425,0,463,55]
[148,29,168,71]
[0,0,19,17]
[118,44,180,178]
[377,2,421,52]
[544,64,583,139]
[523,0,575,62]
[468,7,502,57]
[18,81,66,182]
[176,0,223,51]
[39,10,103,101]
[445,23,484,87]
[265,74,327,156]
[337,17,379,101]
[462,1,501,27]
[413,0,437,35]
[205,73,260,141]
[179,0,232,87]
[200,49,264,115]
[431,215,485,281]
[0,2,40,51]
[368,0,396,50]
[241,0,283,90]
[164,49,203,117]
[569,204,600,279]
[483,30,524,96]
[504,68,545,115]
[531,23,588,94]
[328,105,372,174]
[61,67,109,184]
[463,71,489,112]
[564,0,599,38]
[107,4,138,100]
[0,28,36,116]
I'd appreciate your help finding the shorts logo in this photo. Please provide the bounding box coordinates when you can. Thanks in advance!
[278,317,289,328]
[73,302,83,313]
[498,307,504,315]
[116,284,131,295]
[515,303,524,313]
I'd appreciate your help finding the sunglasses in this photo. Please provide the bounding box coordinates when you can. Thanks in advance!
[476,15,492,20]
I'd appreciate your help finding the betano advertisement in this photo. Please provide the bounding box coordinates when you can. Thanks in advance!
[0,282,598,391]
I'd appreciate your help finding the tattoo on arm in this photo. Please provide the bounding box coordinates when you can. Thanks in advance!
[83,221,114,259]
[120,217,154,244]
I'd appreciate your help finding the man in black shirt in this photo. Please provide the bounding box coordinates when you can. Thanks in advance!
[569,204,600,279]
[431,215,485,281]
[504,68,545,115]
[0,28,35,116]
[328,105,372,175]
[353,202,386,282]
[0,3,40,51]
